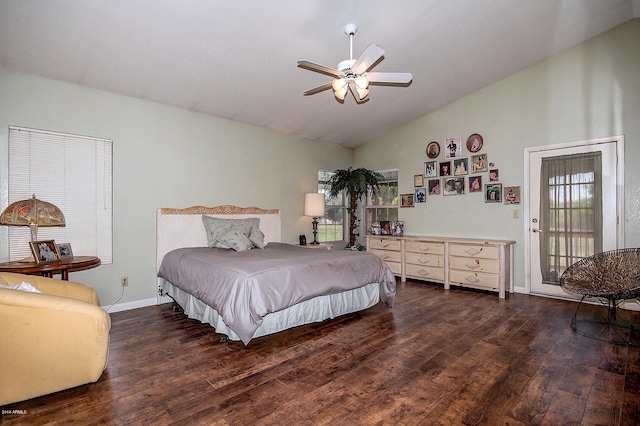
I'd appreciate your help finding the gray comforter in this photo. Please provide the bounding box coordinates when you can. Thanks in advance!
[158,243,396,344]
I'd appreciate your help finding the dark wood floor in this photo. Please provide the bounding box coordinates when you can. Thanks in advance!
[3,280,640,425]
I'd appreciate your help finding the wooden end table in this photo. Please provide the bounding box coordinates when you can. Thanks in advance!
[0,256,101,280]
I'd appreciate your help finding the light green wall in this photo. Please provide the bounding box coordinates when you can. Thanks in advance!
[0,68,353,307]
[355,19,640,292]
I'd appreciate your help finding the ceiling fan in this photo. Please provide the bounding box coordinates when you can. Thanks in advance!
[298,23,413,103]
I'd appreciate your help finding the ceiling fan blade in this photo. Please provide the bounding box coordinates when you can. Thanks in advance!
[352,44,385,74]
[297,60,343,78]
[303,81,333,96]
[367,72,413,84]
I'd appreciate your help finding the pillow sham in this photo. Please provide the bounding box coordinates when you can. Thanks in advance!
[201,216,265,250]
[217,228,254,252]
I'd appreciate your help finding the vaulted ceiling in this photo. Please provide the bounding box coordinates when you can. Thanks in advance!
[1,1,638,147]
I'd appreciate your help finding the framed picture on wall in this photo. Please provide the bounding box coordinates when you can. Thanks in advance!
[414,174,424,187]
[489,169,499,182]
[471,154,487,173]
[445,137,462,159]
[469,175,482,193]
[443,177,465,196]
[415,187,426,203]
[439,161,451,176]
[426,141,440,159]
[428,179,441,195]
[401,193,415,207]
[504,186,521,204]
[453,158,468,176]
[485,184,503,203]
[424,161,437,178]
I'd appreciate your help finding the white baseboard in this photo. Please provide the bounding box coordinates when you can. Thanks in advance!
[103,297,157,313]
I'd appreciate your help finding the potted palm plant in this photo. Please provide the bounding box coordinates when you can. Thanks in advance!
[326,167,383,250]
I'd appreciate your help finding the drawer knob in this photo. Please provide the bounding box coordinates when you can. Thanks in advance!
[419,245,428,252]
[465,275,480,283]
[465,260,480,270]
[419,256,430,264]
[465,248,481,255]
[418,269,430,277]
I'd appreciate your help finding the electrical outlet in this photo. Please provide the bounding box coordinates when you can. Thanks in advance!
[512,209,520,219]
[121,276,128,287]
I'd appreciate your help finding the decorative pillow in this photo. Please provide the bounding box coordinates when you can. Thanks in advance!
[0,281,42,293]
[249,224,266,249]
[201,216,262,249]
[217,228,254,252]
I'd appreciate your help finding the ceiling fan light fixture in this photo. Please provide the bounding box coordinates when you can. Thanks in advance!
[356,86,369,99]
[335,86,348,100]
[331,78,347,92]
[354,75,369,89]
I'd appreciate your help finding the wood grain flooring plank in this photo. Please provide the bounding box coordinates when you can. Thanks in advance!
[2,280,639,425]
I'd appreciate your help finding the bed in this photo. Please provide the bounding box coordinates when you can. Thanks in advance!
[156,205,396,344]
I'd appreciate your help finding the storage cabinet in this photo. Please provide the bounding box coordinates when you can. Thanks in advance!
[404,239,445,282]
[366,235,515,298]
[367,237,402,276]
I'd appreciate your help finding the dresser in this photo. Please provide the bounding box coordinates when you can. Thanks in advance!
[366,235,515,298]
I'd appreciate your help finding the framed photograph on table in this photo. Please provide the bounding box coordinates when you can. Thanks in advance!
[29,240,61,264]
[57,243,74,259]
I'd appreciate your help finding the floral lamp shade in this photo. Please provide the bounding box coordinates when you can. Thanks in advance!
[0,194,66,241]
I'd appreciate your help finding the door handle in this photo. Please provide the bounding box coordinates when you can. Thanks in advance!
[532,228,542,233]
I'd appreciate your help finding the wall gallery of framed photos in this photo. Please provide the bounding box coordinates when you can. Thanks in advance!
[406,133,521,206]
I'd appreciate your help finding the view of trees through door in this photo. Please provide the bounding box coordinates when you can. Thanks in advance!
[527,137,621,297]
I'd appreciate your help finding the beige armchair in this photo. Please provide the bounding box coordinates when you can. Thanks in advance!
[0,272,110,406]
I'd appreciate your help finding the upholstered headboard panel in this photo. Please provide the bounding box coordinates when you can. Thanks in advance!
[155,205,281,303]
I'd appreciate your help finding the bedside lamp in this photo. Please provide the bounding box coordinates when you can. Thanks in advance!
[0,194,66,241]
[304,193,325,245]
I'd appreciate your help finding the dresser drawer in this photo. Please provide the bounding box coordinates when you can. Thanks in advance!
[368,238,401,251]
[386,261,402,275]
[405,264,445,281]
[449,244,499,259]
[449,269,500,291]
[369,248,402,263]
[405,240,444,254]
[405,252,444,268]
[449,256,499,274]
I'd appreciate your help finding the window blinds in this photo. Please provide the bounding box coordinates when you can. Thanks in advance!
[7,126,113,263]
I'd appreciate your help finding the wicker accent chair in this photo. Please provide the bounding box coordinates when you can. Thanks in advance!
[559,248,640,346]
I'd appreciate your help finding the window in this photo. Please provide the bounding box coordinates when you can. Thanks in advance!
[317,169,346,243]
[365,169,399,234]
[7,126,113,263]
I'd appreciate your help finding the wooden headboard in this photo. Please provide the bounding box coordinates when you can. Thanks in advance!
[156,205,281,303]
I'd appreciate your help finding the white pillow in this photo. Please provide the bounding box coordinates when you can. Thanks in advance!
[0,281,42,293]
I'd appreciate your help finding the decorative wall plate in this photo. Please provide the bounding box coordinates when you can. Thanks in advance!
[466,133,483,152]
[426,141,440,158]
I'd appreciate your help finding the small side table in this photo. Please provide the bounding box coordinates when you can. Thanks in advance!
[0,256,101,280]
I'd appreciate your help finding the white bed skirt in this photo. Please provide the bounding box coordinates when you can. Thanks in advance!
[163,281,381,342]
